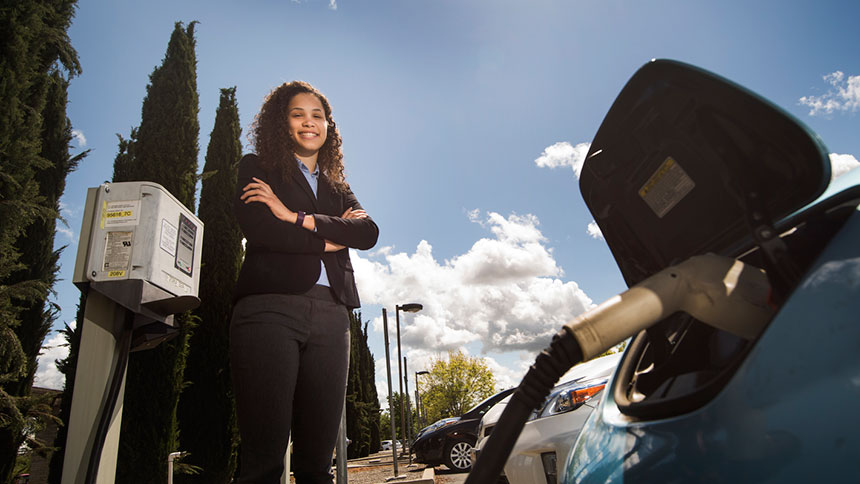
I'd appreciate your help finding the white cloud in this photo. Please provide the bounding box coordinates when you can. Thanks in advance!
[290,0,337,10]
[56,226,75,244]
[33,331,70,390]
[586,221,604,240]
[830,153,860,180]
[799,71,860,116]
[354,210,594,358]
[71,129,87,147]
[534,141,591,179]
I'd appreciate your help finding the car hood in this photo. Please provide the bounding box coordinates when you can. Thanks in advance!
[415,417,460,440]
[579,59,831,287]
[481,353,622,428]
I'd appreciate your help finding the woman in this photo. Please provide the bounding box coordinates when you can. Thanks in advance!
[231,81,378,483]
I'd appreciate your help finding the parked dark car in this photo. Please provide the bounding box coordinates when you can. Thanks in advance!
[412,388,515,472]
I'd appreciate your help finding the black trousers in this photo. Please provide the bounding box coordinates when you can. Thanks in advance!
[230,286,350,484]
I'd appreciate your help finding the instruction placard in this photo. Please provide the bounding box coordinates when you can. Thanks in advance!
[639,157,695,218]
[174,213,197,276]
[160,218,178,257]
[102,231,133,277]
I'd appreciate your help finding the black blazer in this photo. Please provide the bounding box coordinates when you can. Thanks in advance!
[233,153,378,309]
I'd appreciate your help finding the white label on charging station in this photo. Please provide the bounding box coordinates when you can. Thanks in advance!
[101,200,141,228]
[103,231,133,277]
[160,218,178,256]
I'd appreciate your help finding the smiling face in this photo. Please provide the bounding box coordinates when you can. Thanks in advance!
[287,92,328,163]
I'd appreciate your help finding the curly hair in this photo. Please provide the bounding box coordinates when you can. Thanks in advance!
[250,81,348,193]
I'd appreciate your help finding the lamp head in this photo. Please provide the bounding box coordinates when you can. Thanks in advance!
[398,303,423,313]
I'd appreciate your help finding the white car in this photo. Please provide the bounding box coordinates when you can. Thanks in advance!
[473,352,622,484]
[380,440,403,452]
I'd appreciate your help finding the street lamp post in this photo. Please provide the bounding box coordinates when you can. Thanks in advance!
[395,303,422,458]
[414,370,429,429]
[381,309,402,479]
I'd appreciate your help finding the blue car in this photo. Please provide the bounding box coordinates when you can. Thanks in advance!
[563,60,860,483]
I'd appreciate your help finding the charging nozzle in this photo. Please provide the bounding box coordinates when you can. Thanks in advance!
[567,253,773,360]
[467,253,774,484]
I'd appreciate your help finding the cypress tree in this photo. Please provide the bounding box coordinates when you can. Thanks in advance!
[176,87,243,483]
[346,312,367,458]
[0,1,82,480]
[113,21,200,483]
[345,312,382,458]
[360,321,381,453]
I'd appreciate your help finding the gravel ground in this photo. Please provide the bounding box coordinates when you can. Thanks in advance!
[285,451,470,484]
[338,452,468,484]
[344,452,430,484]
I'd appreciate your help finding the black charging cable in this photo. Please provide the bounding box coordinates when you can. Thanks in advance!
[466,327,584,484]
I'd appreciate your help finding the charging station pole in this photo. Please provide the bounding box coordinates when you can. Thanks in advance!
[62,182,203,484]
[61,291,130,483]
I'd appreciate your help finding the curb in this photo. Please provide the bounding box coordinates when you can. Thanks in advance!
[405,467,435,484]
[376,466,435,484]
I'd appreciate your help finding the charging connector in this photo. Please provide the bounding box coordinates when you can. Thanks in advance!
[466,254,774,484]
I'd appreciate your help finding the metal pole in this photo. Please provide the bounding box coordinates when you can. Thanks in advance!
[396,306,406,458]
[336,399,347,484]
[167,452,179,484]
[382,309,401,478]
[414,372,422,429]
[404,357,413,465]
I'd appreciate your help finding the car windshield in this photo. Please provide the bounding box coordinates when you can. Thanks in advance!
[463,388,514,418]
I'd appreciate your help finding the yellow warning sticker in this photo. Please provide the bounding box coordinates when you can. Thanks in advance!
[639,157,695,218]
[100,200,140,229]
[108,270,126,278]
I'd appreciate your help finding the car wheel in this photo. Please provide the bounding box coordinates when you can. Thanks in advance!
[444,438,474,472]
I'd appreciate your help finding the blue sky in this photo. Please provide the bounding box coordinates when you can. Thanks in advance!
[37,0,859,399]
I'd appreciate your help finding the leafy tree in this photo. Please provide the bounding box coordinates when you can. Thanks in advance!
[379,391,413,443]
[419,350,495,424]
[176,87,243,483]
[113,21,200,483]
[0,0,83,480]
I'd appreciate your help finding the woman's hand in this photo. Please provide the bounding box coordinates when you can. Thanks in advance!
[241,177,294,222]
[323,208,368,252]
[325,240,346,252]
[341,207,368,219]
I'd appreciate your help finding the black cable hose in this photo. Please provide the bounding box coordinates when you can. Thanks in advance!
[84,308,134,484]
[466,327,584,484]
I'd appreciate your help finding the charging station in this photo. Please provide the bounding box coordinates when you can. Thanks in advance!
[62,181,203,484]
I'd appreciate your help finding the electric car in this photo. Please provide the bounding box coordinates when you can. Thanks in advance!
[412,388,515,472]
[474,353,621,484]
[554,60,860,483]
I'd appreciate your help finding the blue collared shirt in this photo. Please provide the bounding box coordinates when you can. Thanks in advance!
[297,159,330,288]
